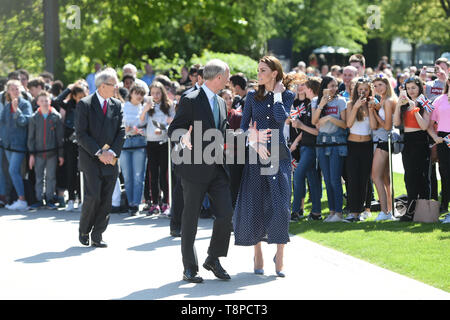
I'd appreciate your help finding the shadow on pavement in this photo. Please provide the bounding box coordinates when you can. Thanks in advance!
[15,246,95,264]
[117,272,278,300]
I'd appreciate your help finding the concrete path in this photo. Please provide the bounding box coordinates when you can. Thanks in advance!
[0,208,448,300]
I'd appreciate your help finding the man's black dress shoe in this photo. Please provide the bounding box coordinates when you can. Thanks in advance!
[183,269,203,283]
[203,257,231,280]
[91,240,108,248]
[79,233,89,246]
[170,229,181,237]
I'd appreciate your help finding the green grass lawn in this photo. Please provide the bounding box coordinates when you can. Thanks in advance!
[289,172,450,292]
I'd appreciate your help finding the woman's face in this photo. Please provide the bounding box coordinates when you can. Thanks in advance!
[123,78,134,90]
[222,92,233,111]
[405,82,420,99]
[304,86,314,99]
[8,84,20,100]
[373,80,387,96]
[326,79,338,95]
[130,91,144,105]
[297,83,306,96]
[257,62,277,87]
[357,83,370,98]
[150,87,162,103]
[74,92,86,103]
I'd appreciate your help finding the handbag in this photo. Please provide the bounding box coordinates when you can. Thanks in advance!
[412,199,441,223]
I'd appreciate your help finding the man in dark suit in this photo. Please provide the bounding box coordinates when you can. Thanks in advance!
[168,59,268,283]
[75,68,125,248]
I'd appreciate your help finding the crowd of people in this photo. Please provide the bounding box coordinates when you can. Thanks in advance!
[0,53,449,227]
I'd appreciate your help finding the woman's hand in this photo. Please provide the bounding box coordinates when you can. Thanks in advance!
[11,98,19,112]
[291,118,304,129]
[289,142,298,153]
[154,128,162,135]
[273,81,285,93]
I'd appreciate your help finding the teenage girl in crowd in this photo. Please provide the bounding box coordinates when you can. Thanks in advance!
[291,77,322,221]
[312,76,348,222]
[393,76,431,221]
[344,78,375,222]
[140,81,175,216]
[370,74,397,221]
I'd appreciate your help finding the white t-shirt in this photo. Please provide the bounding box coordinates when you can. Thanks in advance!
[311,96,347,134]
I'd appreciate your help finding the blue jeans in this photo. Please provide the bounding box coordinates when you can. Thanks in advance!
[0,148,5,196]
[317,146,344,213]
[119,136,147,206]
[5,151,25,198]
[292,146,322,213]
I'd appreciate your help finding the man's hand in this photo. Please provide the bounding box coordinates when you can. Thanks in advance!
[99,150,115,165]
[29,155,35,170]
[181,125,193,150]
[58,157,64,167]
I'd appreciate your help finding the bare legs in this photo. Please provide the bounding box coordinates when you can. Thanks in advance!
[253,242,285,273]
[371,148,391,214]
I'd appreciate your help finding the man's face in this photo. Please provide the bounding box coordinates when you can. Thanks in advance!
[189,73,198,85]
[29,86,43,98]
[350,62,363,76]
[100,77,118,99]
[343,69,356,85]
[37,95,51,109]
[218,69,230,90]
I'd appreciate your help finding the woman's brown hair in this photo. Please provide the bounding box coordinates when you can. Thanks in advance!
[148,81,171,116]
[350,78,373,121]
[255,55,287,101]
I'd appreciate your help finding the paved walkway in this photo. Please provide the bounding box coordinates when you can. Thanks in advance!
[0,207,448,300]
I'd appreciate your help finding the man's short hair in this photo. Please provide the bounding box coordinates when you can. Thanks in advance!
[343,65,358,75]
[28,77,46,89]
[122,63,137,75]
[7,71,20,80]
[435,57,450,68]
[230,73,247,90]
[95,67,118,88]
[17,69,29,80]
[36,90,51,100]
[197,66,204,78]
[203,59,228,81]
[40,71,54,81]
[189,64,200,76]
[349,54,366,67]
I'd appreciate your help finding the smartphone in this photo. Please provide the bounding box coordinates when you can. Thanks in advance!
[426,66,436,73]
[323,89,331,96]
[144,96,153,104]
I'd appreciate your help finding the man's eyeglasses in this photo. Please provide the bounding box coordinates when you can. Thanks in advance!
[104,82,118,88]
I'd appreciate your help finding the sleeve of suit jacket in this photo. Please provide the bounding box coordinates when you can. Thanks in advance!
[74,99,101,157]
[168,96,193,139]
[108,100,125,158]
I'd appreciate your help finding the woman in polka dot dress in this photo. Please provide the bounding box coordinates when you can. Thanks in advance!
[233,56,295,277]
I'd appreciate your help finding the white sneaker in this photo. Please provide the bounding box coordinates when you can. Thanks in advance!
[360,211,372,220]
[375,211,393,221]
[325,214,347,222]
[441,214,450,224]
[323,214,334,222]
[65,200,75,211]
[75,202,82,212]
[7,200,28,211]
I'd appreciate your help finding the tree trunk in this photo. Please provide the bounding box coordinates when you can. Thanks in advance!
[411,42,416,66]
[43,0,62,79]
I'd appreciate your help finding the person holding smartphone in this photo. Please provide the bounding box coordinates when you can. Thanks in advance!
[140,81,175,216]
[393,76,431,221]
[311,76,348,222]
[119,84,147,216]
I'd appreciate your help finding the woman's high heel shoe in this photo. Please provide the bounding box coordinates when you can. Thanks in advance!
[273,255,285,277]
[254,257,264,275]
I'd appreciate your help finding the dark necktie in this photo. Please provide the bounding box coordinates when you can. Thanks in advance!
[102,100,107,116]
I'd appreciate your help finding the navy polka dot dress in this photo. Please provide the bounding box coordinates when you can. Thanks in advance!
[233,89,295,246]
